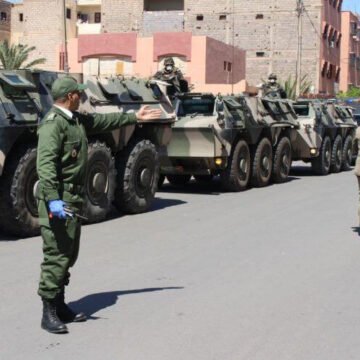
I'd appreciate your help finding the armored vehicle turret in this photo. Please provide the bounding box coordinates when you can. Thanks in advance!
[0,70,174,237]
[160,92,299,190]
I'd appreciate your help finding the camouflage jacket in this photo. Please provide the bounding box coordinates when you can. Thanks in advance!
[37,106,137,203]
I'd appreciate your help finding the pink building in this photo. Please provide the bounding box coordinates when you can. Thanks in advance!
[320,0,342,94]
[340,11,360,91]
[60,32,247,94]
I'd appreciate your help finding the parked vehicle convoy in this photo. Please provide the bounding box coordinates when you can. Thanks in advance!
[292,100,357,174]
[0,70,174,237]
[159,92,299,190]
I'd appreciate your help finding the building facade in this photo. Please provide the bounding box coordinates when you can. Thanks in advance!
[340,11,360,92]
[101,0,342,95]
[11,0,77,71]
[0,0,11,43]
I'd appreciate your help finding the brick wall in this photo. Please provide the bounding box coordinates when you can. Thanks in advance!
[10,0,77,71]
[0,0,11,42]
[101,0,340,94]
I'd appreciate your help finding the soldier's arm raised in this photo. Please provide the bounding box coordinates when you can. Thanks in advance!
[36,117,64,201]
[81,106,163,134]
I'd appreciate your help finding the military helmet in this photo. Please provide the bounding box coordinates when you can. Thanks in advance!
[164,57,175,66]
[268,73,277,80]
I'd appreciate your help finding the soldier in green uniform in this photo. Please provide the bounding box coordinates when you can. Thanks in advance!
[261,73,287,99]
[37,76,162,334]
[153,57,188,97]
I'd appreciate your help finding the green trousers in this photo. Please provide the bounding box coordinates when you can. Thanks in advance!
[38,199,82,300]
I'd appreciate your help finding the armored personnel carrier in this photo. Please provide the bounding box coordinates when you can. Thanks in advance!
[292,100,356,174]
[0,70,174,237]
[160,92,299,190]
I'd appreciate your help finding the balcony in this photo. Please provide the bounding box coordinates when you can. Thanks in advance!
[77,0,101,6]
[77,22,102,35]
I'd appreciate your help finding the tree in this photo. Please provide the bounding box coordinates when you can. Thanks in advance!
[337,86,360,99]
[0,40,46,70]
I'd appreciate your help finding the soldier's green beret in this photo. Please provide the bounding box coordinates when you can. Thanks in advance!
[51,76,87,100]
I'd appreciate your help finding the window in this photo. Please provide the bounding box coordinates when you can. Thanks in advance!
[219,14,226,20]
[323,23,329,39]
[144,0,184,11]
[224,61,232,72]
[0,12,7,21]
[19,13,23,22]
[256,14,264,19]
[350,53,356,67]
[256,51,265,57]
[350,22,357,36]
[94,12,101,23]
[321,62,328,77]
[66,8,71,19]
[196,14,203,21]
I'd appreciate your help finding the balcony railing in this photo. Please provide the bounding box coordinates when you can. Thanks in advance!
[77,0,101,6]
[77,22,102,35]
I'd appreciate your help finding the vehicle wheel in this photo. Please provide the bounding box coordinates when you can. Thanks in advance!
[330,135,343,173]
[83,141,116,223]
[311,136,331,175]
[221,139,250,191]
[157,174,165,189]
[114,139,159,214]
[0,146,39,237]
[272,137,292,183]
[251,138,273,187]
[166,174,191,186]
[342,135,353,171]
[194,174,214,183]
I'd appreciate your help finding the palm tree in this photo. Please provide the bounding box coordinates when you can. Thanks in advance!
[0,40,46,70]
[282,75,312,100]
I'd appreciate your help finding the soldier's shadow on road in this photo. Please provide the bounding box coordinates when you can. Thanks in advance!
[351,226,360,235]
[69,287,184,319]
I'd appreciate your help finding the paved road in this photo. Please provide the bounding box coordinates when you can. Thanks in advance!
[1,163,360,360]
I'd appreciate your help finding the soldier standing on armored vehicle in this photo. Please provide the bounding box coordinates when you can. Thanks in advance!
[153,57,188,97]
[261,73,287,99]
[37,77,162,334]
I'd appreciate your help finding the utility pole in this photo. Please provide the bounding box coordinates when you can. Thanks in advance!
[296,0,304,98]
[63,0,69,74]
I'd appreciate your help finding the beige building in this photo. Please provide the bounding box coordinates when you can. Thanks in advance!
[8,0,344,96]
[340,11,360,91]
[0,0,11,43]
[11,0,77,71]
[101,0,342,95]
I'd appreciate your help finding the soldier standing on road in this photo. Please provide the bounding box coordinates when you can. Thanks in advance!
[153,57,188,96]
[261,73,287,99]
[37,77,162,334]
[355,128,360,225]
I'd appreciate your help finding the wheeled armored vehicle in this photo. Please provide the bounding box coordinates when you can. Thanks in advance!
[0,70,174,237]
[160,92,299,190]
[292,100,357,174]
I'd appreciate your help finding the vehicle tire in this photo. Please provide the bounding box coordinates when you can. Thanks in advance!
[341,135,353,171]
[83,141,116,223]
[194,174,214,183]
[0,146,39,237]
[157,174,165,189]
[114,139,159,214]
[330,135,343,173]
[311,136,331,175]
[272,137,292,183]
[221,139,250,191]
[166,174,191,186]
[251,138,273,187]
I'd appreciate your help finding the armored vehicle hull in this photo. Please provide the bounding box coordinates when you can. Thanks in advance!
[160,93,299,190]
[0,71,174,237]
[292,100,356,174]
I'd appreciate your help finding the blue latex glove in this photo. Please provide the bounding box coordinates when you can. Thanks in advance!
[48,200,67,219]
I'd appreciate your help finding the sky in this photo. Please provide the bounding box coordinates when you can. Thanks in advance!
[342,0,359,12]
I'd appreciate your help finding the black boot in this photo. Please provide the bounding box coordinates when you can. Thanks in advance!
[41,299,68,334]
[56,290,87,323]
